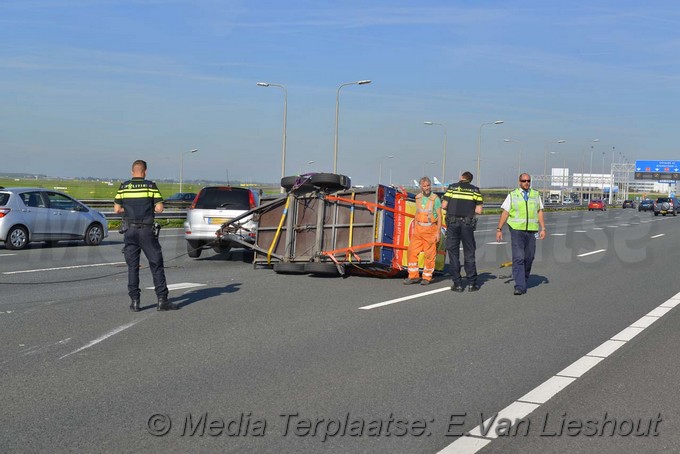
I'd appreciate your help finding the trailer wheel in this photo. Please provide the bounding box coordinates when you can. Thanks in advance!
[304,261,341,276]
[281,175,315,193]
[273,262,307,274]
[309,173,351,192]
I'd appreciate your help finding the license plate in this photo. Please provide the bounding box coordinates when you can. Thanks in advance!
[208,217,230,225]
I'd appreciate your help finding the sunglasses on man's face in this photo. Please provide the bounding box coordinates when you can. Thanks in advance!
[520,179,531,183]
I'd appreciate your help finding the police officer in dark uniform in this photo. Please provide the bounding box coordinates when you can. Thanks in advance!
[114,160,177,312]
[441,171,484,292]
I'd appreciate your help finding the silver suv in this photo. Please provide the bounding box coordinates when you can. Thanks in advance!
[184,186,259,258]
[0,188,108,250]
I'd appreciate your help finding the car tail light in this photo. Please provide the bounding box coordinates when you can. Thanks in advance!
[249,191,256,210]
[0,208,10,218]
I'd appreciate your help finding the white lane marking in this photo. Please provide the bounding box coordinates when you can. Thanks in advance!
[60,319,144,359]
[517,376,576,404]
[0,253,17,257]
[573,230,587,233]
[486,241,508,245]
[3,262,126,275]
[577,249,605,257]
[550,233,566,236]
[619,223,630,226]
[466,401,540,439]
[611,326,645,342]
[438,436,491,453]
[146,282,206,291]
[442,293,680,453]
[588,340,626,357]
[651,234,665,238]
[557,356,604,378]
[606,225,618,228]
[592,227,604,230]
[359,287,449,310]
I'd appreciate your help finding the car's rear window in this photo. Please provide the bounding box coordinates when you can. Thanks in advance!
[194,187,251,210]
[657,198,670,203]
[0,193,9,206]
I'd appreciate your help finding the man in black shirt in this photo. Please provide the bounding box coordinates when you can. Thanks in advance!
[114,160,176,311]
[441,171,484,292]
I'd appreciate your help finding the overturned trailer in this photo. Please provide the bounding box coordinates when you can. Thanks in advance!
[216,173,446,277]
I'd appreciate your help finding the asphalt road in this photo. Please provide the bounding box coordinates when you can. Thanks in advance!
[1,208,678,453]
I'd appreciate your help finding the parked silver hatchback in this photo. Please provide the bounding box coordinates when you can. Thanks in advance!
[0,188,108,250]
[184,186,258,258]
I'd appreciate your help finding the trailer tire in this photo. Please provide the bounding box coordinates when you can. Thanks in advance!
[304,261,341,276]
[281,175,315,193]
[187,240,203,258]
[309,173,351,192]
[273,262,307,274]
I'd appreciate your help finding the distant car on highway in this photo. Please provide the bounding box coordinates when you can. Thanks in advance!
[654,197,679,216]
[184,186,259,258]
[588,199,606,211]
[638,199,654,212]
[621,200,636,209]
[165,192,197,202]
[0,188,108,250]
[562,198,574,205]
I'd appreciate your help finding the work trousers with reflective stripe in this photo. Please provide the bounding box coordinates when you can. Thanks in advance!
[123,226,168,300]
[509,227,536,293]
[407,223,438,281]
[446,219,477,286]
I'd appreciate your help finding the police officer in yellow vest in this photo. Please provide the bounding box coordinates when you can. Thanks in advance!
[442,171,483,292]
[114,160,177,311]
[404,176,442,285]
[496,173,546,295]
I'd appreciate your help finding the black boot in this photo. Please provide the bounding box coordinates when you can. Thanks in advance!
[129,298,140,312]
[157,296,178,311]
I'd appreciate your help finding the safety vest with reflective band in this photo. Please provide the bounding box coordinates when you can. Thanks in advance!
[442,181,483,218]
[506,188,541,231]
[415,193,438,226]
[114,178,163,225]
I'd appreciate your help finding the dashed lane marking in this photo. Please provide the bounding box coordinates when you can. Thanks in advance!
[577,249,606,257]
[3,262,126,275]
[60,319,145,359]
[438,291,680,453]
[651,234,665,239]
[146,282,207,291]
[359,287,450,310]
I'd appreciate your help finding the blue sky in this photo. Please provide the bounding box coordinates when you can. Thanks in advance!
[2,0,679,187]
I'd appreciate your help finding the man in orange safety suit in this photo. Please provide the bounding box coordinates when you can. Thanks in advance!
[404,176,442,285]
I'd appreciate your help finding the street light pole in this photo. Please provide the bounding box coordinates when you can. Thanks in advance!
[422,160,436,178]
[333,79,371,174]
[543,140,565,200]
[503,138,522,176]
[586,139,599,203]
[257,82,287,193]
[477,120,504,188]
[423,121,447,185]
[379,155,394,184]
[180,148,198,193]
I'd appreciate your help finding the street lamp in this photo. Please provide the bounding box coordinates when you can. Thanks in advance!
[543,140,566,199]
[422,160,436,178]
[379,155,394,184]
[423,121,448,186]
[180,148,198,193]
[503,138,522,177]
[588,139,600,203]
[257,82,287,193]
[477,120,504,188]
[299,160,315,174]
[333,79,372,173]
